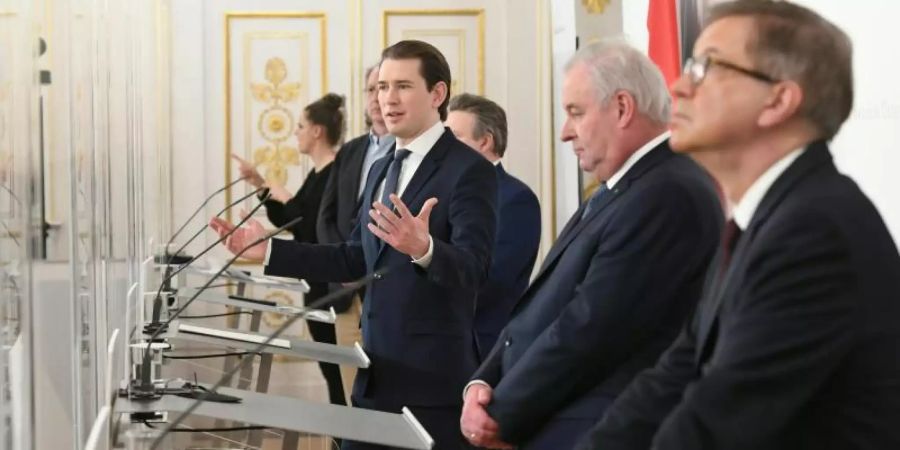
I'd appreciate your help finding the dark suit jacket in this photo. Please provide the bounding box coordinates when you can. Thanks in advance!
[475,163,541,356]
[317,133,370,244]
[316,133,373,311]
[266,128,497,408]
[471,141,723,447]
[578,141,900,450]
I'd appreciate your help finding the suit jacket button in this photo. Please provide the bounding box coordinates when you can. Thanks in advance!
[504,339,511,347]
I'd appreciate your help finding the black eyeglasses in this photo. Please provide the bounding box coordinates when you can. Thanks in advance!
[683,55,779,86]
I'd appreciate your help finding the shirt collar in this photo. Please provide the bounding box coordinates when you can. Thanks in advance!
[492,159,502,167]
[606,131,670,189]
[732,147,805,230]
[369,130,381,146]
[398,120,445,157]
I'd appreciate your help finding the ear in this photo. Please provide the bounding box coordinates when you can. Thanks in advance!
[758,81,804,128]
[614,90,637,129]
[431,81,448,109]
[480,133,495,155]
[311,124,324,139]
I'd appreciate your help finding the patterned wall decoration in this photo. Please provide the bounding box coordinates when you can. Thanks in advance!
[224,12,327,224]
[382,9,485,95]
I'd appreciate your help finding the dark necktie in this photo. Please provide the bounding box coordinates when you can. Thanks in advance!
[380,148,411,212]
[581,183,609,220]
[721,219,743,269]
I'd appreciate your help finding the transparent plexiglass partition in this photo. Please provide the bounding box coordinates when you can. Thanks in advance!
[0,0,36,448]
[19,0,171,448]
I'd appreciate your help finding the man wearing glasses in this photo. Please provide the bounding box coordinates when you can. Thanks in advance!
[577,1,900,449]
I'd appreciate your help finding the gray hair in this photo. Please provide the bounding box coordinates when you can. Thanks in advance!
[565,39,671,124]
[364,62,380,82]
[448,93,509,157]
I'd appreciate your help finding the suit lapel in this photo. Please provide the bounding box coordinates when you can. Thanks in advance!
[361,155,393,269]
[526,142,674,299]
[693,141,835,364]
[374,129,451,261]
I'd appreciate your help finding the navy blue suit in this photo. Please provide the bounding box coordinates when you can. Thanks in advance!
[475,163,541,356]
[265,128,497,449]
[471,141,723,449]
[577,142,900,450]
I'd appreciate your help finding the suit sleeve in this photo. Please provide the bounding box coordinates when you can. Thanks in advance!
[420,158,498,290]
[646,211,856,450]
[489,188,542,295]
[316,148,345,244]
[264,238,367,283]
[486,182,719,443]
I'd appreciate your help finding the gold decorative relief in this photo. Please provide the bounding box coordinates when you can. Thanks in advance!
[224,12,328,226]
[261,290,299,329]
[582,0,611,15]
[250,57,301,187]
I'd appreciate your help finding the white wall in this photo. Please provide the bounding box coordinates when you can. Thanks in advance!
[792,0,900,244]
[167,0,558,262]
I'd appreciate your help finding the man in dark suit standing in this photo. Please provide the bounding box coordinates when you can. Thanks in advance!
[460,40,723,449]
[578,2,900,449]
[210,40,497,449]
[317,63,395,402]
[445,93,542,356]
[317,63,395,247]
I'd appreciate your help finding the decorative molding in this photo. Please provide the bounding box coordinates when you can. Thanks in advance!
[224,12,327,224]
[582,0,611,15]
[382,9,485,95]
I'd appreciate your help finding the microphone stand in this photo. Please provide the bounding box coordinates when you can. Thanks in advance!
[130,215,301,400]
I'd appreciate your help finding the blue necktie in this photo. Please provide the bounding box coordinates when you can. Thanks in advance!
[581,183,609,219]
[380,148,411,212]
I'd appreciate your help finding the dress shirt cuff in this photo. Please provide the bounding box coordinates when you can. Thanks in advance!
[462,380,491,401]
[411,235,434,268]
[263,237,286,266]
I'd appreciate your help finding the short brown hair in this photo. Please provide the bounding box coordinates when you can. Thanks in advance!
[706,1,853,140]
[381,40,452,120]
[305,93,345,146]
[448,94,509,157]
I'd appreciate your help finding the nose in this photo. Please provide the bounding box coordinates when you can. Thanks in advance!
[560,117,575,142]
[671,72,693,100]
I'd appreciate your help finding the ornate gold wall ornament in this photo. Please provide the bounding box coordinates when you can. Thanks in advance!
[261,290,299,329]
[582,0,611,15]
[250,57,302,187]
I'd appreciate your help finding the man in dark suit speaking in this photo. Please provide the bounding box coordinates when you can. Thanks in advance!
[445,93,542,356]
[578,2,900,449]
[211,40,497,450]
[460,40,723,449]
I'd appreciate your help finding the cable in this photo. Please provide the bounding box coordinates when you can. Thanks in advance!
[163,351,259,360]
[178,311,254,319]
[142,420,267,433]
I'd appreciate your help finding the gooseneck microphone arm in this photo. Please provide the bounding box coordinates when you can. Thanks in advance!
[135,214,300,395]
[150,263,397,449]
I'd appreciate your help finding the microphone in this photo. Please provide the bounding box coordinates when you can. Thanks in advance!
[157,177,254,265]
[149,264,396,449]
[146,187,268,333]
[133,214,303,398]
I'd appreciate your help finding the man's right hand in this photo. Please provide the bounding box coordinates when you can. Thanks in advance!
[460,383,513,449]
[231,153,265,188]
[209,216,268,262]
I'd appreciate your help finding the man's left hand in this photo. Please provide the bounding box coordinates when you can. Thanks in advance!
[367,194,437,259]
[460,384,513,449]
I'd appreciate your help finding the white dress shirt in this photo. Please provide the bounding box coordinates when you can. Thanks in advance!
[731,148,805,230]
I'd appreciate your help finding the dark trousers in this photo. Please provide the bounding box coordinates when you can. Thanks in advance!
[306,317,347,406]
